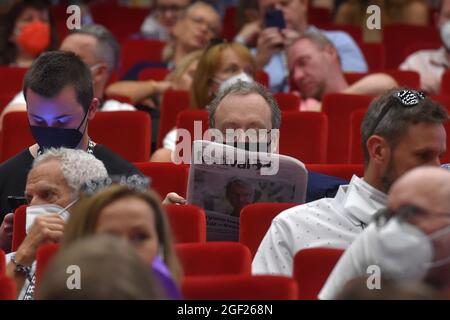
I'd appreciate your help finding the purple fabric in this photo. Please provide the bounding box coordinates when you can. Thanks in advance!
[152,256,182,299]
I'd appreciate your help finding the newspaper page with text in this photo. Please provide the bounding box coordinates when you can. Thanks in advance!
[187,140,308,241]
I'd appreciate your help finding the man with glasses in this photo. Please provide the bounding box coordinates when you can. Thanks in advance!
[319,166,450,299]
[252,88,448,276]
[140,0,192,41]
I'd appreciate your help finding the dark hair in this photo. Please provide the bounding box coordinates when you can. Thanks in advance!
[0,0,58,65]
[361,88,448,165]
[70,24,120,73]
[23,51,93,113]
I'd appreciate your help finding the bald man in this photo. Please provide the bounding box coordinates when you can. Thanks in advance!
[319,166,450,299]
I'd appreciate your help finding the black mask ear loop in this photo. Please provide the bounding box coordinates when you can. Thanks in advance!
[77,107,90,136]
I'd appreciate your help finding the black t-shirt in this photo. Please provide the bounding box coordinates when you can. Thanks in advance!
[0,144,142,221]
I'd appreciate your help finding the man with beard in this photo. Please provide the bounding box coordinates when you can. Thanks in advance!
[252,88,448,276]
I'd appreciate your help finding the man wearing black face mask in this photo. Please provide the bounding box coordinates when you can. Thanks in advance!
[0,51,142,220]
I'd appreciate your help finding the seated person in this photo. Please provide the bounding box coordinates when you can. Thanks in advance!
[320,166,450,299]
[123,1,221,79]
[0,51,142,217]
[287,32,398,111]
[234,0,367,92]
[252,89,448,276]
[4,148,109,299]
[151,41,256,162]
[140,0,192,41]
[400,0,450,95]
[105,49,202,107]
[62,182,182,299]
[0,0,57,67]
[1,24,133,130]
[38,234,164,300]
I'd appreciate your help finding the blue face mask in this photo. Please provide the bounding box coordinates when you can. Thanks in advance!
[30,110,89,150]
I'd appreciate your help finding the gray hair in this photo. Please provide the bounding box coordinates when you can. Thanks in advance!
[361,88,448,165]
[71,24,120,73]
[32,148,109,195]
[207,80,281,129]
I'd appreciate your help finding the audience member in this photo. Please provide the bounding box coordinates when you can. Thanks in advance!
[252,88,448,276]
[38,234,164,300]
[320,166,450,299]
[235,0,367,92]
[400,0,450,95]
[4,148,108,299]
[0,51,142,217]
[0,0,57,67]
[288,32,398,111]
[140,0,191,41]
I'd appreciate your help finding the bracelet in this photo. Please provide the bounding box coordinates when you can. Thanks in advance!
[11,255,33,282]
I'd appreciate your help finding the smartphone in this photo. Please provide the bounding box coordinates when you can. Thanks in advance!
[7,196,27,212]
[264,7,286,30]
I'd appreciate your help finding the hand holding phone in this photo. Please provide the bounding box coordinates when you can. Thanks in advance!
[264,7,286,30]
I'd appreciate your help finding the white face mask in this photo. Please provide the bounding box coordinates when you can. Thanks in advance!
[440,21,450,50]
[25,199,78,234]
[216,72,253,93]
[374,217,450,282]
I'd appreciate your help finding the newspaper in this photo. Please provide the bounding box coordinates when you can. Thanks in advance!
[186,140,308,241]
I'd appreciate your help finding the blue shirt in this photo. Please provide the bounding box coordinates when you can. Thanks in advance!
[262,25,368,92]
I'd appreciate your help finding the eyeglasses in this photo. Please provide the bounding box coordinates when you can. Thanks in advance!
[156,4,187,13]
[186,14,220,37]
[368,89,426,137]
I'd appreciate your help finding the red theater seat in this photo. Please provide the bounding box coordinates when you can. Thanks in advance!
[279,112,328,163]
[321,93,372,163]
[239,203,297,258]
[0,250,5,275]
[359,42,385,72]
[12,205,27,252]
[35,243,60,290]
[0,112,34,162]
[175,242,252,277]
[349,108,367,164]
[344,70,420,89]
[182,275,298,300]
[138,67,170,81]
[134,162,189,199]
[157,90,190,148]
[164,204,206,243]
[119,39,166,76]
[293,247,344,300]
[0,66,28,95]
[274,92,300,112]
[176,110,209,143]
[0,276,17,300]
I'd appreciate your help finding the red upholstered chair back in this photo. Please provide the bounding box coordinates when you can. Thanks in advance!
[35,243,60,291]
[274,92,300,112]
[322,93,372,163]
[164,204,206,243]
[134,162,189,199]
[119,39,166,76]
[293,247,344,300]
[349,108,367,164]
[239,202,297,258]
[138,67,170,81]
[182,275,298,300]
[0,250,5,275]
[0,112,34,162]
[12,205,27,252]
[0,66,28,95]
[359,42,385,72]
[89,111,151,162]
[0,276,17,300]
[175,110,209,145]
[157,90,190,148]
[175,242,252,277]
[279,112,328,163]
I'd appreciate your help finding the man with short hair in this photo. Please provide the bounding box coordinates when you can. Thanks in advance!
[287,32,398,110]
[140,0,192,40]
[236,0,367,92]
[0,51,141,218]
[319,166,450,299]
[252,88,448,276]
[400,0,450,95]
[1,24,134,125]
[4,148,109,300]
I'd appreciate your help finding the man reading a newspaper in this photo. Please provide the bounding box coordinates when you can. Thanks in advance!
[252,88,448,276]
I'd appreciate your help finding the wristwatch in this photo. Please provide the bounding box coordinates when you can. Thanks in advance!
[10,254,33,282]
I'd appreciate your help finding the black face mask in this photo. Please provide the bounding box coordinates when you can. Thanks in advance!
[30,110,89,150]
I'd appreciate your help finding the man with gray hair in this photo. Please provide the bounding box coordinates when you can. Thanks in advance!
[4,148,109,300]
[1,23,134,125]
[253,88,448,276]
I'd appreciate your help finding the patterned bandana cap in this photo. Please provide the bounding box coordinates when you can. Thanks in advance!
[393,89,426,106]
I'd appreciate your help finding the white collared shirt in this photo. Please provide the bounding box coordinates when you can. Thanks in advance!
[252,176,387,276]
[400,47,449,95]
